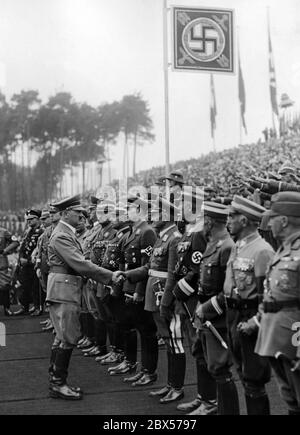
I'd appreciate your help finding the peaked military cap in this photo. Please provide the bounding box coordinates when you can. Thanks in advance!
[51,195,85,212]
[163,170,185,185]
[26,209,42,219]
[204,201,229,222]
[229,195,266,222]
[155,176,166,186]
[267,191,300,217]
[41,209,50,220]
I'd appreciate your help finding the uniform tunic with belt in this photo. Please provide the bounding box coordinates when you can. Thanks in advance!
[126,223,181,312]
[121,220,157,298]
[117,219,158,373]
[36,225,55,291]
[256,231,300,412]
[18,224,44,308]
[197,230,234,378]
[256,231,300,360]
[172,229,206,351]
[47,220,113,346]
[223,231,274,393]
[91,222,118,299]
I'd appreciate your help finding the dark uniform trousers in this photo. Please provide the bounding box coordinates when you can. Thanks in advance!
[255,231,300,414]
[81,223,108,351]
[171,229,213,394]
[227,308,271,398]
[222,233,274,414]
[95,223,136,359]
[92,222,130,354]
[121,220,157,371]
[141,223,182,387]
[196,233,240,414]
[18,226,43,310]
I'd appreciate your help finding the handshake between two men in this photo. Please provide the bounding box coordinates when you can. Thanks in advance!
[110,270,144,303]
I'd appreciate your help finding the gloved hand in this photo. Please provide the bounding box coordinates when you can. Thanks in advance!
[237,316,259,336]
[160,304,173,321]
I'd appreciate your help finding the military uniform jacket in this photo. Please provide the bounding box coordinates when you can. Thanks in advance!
[47,221,112,306]
[91,222,118,298]
[91,222,117,266]
[19,225,44,264]
[121,220,157,297]
[0,227,18,288]
[36,225,54,274]
[199,231,234,328]
[127,223,181,311]
[223,232,274,301]
[173,229,206,316]
[256,231,300,360]
[81,223,103,260]
[101,224,132,272]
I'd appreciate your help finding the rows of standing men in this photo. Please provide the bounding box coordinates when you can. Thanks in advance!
[1,170,300,415]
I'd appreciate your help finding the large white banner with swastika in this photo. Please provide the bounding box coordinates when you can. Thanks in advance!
[173,6,234,74]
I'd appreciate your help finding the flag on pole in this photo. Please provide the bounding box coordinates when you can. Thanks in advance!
[268,22,279,116]
[210,74,217,138]
[238,52,247,134]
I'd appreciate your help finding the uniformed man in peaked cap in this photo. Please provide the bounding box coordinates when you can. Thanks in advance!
[223,196,274,414]
[86,200,118,360]
[193,202,239,415]
[95,204,132,366]
[108,195,157,378]
[255,192,300,415]
[14,209,43,316]
[78,194,105,354]
[46,195,121,400]
[122,198,183,399]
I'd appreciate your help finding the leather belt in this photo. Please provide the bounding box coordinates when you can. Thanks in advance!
[263,299,300,313]
[226,297,258,311]
[148,269,168,279]
[49,266,78,276]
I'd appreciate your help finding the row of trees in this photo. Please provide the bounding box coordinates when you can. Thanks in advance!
[0,90,154,211]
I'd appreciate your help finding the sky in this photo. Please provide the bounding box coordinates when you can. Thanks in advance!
[0,0,299,182]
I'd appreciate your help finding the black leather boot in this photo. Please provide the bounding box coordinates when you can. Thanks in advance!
[196,358,217,401]
[217,379,240,415]
[245,393,270,415]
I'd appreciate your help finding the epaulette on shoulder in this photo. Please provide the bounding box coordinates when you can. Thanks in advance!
[173,231,182,239]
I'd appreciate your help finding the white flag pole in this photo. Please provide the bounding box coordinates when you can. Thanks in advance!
[163,0,170,191]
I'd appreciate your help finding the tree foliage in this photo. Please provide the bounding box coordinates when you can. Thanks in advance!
[0,90,154,210]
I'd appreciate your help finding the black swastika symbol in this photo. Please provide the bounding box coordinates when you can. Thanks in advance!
[189,26,218,54]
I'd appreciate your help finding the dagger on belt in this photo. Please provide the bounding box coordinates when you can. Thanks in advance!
[204,320,228,350]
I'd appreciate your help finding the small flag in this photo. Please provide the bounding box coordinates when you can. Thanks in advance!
[238,52,247,134]
[210,74,217,138]
[268,24,279,116]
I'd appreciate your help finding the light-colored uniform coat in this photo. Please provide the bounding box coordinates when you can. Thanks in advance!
[46,221,113,345]
[256,231,300,360]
